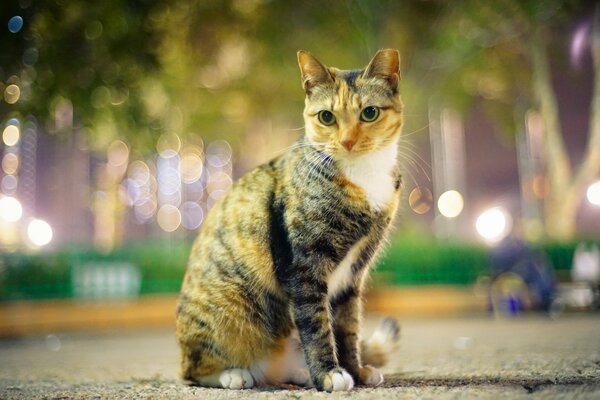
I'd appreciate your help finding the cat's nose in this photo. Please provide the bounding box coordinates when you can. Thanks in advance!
[340,139,356,151]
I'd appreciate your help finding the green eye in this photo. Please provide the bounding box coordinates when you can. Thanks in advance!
[318,110,336,126]
[360,106,380,122]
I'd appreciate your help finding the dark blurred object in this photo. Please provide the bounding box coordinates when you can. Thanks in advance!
[488,237,556,315]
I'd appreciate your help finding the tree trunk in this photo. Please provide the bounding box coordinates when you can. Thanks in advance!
[529,13,600,241]
[545,191,579,241]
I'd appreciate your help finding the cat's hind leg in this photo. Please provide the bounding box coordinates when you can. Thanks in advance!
[249,330,313,387]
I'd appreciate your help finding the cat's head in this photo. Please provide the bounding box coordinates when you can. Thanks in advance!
[297,49,403,159]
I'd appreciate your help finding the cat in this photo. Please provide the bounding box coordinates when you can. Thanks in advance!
[176,49,403,392]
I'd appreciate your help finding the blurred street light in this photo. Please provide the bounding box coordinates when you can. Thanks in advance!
[476,207,512,243]
[27,219,53,246]
[0,196,23,222]
[437,190,464,218]
[587,180,600,206]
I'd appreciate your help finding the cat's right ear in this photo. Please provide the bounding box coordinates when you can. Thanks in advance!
[297,51,333,94]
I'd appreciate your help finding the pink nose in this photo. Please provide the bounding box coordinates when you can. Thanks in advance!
[341,139,356,151]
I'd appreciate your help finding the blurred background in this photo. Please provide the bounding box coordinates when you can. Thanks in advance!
[0,0,599,336]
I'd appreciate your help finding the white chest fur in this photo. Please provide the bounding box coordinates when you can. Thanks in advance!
[328,237,369,298]
[340,142,398,211]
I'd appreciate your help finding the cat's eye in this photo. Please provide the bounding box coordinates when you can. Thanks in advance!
[317,110,336,126]
[360,106,380,122]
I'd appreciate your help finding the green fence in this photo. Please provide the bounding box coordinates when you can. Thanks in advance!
[0,238,592,302]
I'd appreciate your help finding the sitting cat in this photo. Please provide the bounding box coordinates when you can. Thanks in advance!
[176,49,403,392]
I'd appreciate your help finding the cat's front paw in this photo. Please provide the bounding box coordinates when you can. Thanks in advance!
[358,365,384,386]
[321,368,354,392]
[218,368,255,389]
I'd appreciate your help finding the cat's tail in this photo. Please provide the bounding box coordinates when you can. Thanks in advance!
[360,317,400,368]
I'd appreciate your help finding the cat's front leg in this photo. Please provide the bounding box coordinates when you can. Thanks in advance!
[290,280,354,392]
[331,286,384,387]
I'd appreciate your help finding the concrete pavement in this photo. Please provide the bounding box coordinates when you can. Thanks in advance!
[1,314,599,399]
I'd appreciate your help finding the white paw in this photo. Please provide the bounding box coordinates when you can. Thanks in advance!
[218,368,254,389]
[289,368,312,386]
[361,365,384,386]
[322,369,354,392]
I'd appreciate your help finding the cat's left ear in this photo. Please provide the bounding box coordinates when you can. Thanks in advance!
[362,49,401,91]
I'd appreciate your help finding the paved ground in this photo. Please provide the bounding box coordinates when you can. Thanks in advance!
[1,314,599,399]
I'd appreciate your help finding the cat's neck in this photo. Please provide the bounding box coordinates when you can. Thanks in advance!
[338,140,398,211]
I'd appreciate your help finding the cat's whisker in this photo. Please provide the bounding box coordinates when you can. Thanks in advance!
[396,154,421,188]
[270,141,319,157]
[398,148,429,183]
[400,147,432,182]
[400,123,431,138]
[298,151,325,180]
[398,140,431,169]
[398,149,432,184]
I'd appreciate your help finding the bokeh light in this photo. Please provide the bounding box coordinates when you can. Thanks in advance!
[8,16,24,33]
[2,125,20,146]
[1,175,18,195]
[180,145,204,184]
[107,140,129,167]
[85,21,103,40]
[156,133,181,158]
[22,48,39,67]
[587,181,600,206]
[0,196,23,222]
[437,190,464,218]
[106,140,129,179]
[128,160,151,186]
[157,154,181,207]
[570,22,590,67]
[4,84,21,104]
[180,201,204,230]
[27,219,53,246]
[206,170,233,195]
[134,198,157,224]
[156,204,181,232]
[475,207,513,243]
[2,153,19,174]
[206,140,232,168]
[409,186,433,214]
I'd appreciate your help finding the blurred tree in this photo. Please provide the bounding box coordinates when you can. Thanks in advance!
[1,0,441,248]
[1,0,439,153]
[2,0,596,243]
[427,0,599,241]
[0,0,163,150]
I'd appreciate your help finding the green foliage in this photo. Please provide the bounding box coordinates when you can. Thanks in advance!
[0,239,592,301]
[0,0,593,157]
[1,0,442,152]
[0,250,72,300]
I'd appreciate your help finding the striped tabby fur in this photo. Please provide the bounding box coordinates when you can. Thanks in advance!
[176,49,403,392]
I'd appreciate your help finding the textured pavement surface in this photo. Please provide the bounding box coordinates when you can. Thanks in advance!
[1,314,599,399]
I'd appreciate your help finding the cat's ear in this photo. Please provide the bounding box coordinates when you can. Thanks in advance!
[362,49,401,91]
[297,51,333,94]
